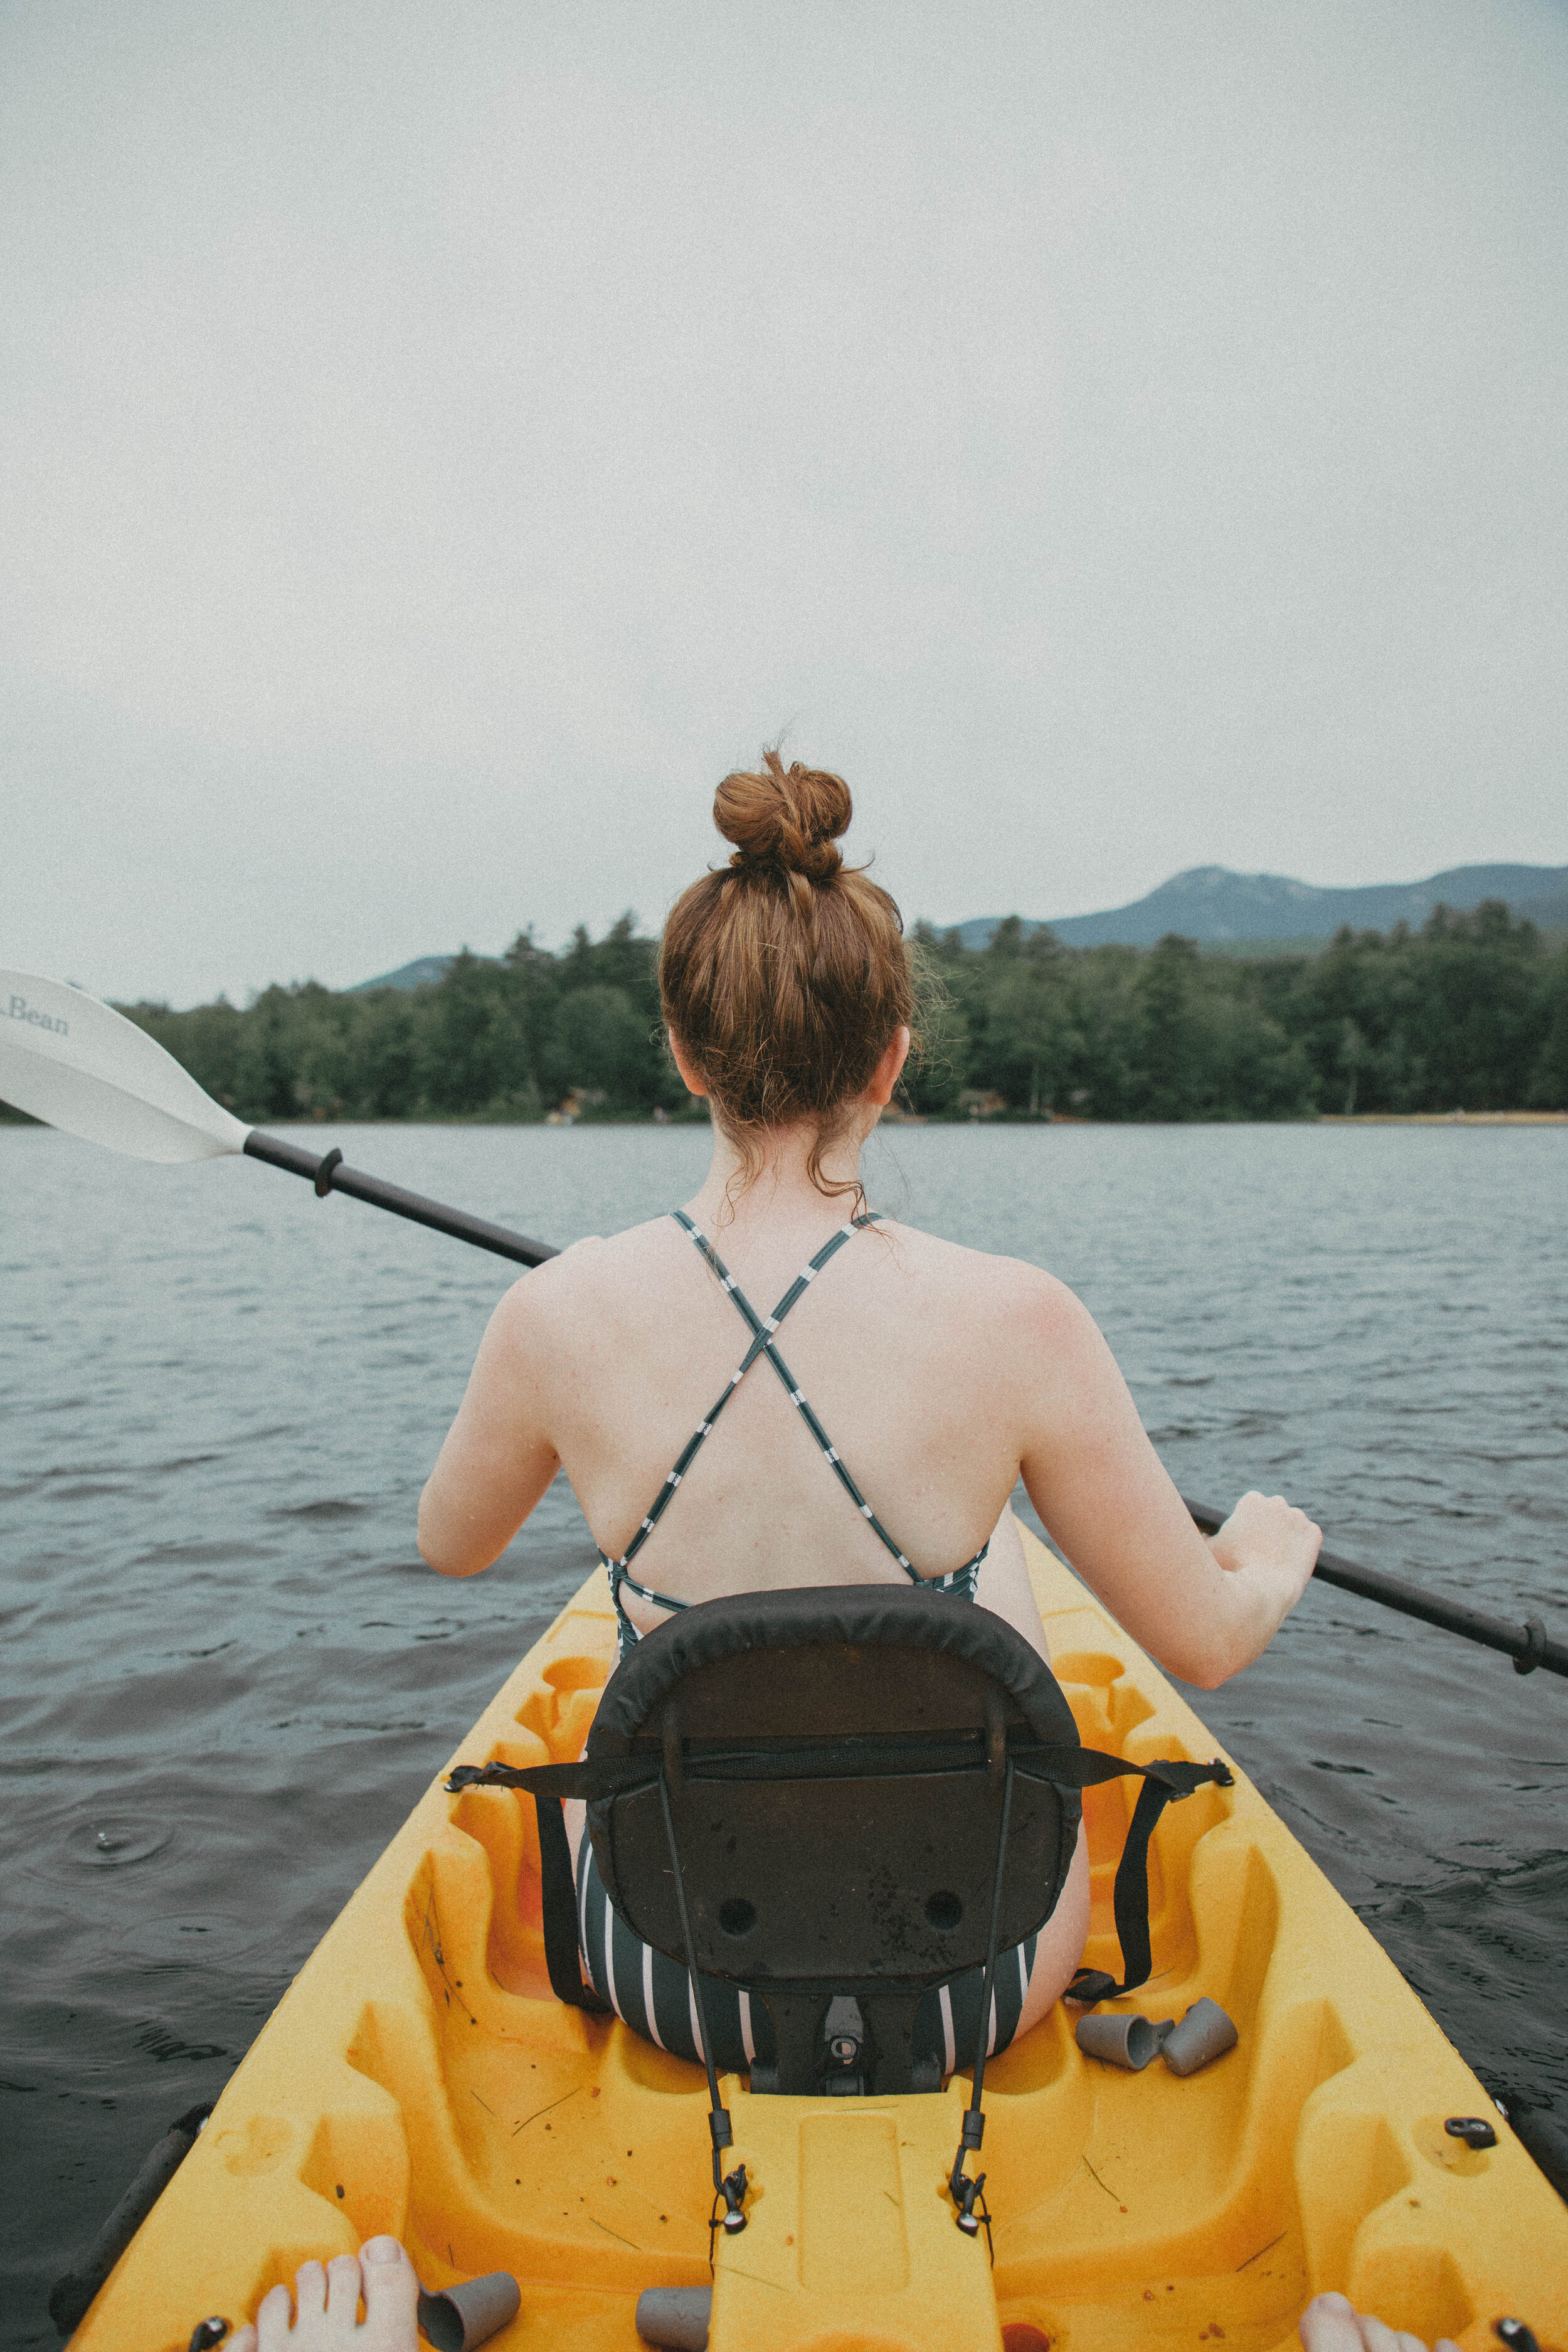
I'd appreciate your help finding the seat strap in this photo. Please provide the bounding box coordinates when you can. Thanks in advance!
[1014,1744,1235,2003]
[1066,1772,1187,2005]
[533,1792,610,2015]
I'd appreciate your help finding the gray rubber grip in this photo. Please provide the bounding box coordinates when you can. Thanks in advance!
[1076,2011,1162,2070]
[635,2284,712,2349]
[1161,1997,1239,2076]
[415,2272,521,2352]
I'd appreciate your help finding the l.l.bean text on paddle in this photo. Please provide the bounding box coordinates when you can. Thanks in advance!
[7,995,68,1036]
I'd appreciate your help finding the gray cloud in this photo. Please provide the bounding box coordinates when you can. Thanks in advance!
[3,0,1565,1003]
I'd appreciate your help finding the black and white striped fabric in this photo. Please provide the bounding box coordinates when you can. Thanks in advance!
[601,1210,991,1663]
[575,1821,1044,2076]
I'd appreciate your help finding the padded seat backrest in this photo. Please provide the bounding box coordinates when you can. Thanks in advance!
[583,1584,1083,2090]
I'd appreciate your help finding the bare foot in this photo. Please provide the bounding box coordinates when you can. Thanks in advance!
[228,2238,420,2352]
[1298,2291,1461,2352]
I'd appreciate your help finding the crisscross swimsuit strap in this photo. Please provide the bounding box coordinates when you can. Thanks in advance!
[601,1210,991,1658]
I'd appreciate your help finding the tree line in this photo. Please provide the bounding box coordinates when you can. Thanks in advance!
[115,900,1568,1125]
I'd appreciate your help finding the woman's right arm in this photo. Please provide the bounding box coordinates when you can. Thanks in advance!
[417,1271,564,1577]
[1006,1268,1320,1688]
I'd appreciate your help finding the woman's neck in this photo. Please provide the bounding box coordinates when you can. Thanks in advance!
[687,1109,876,1242]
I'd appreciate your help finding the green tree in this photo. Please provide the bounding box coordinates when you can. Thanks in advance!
[1338,1017,1367,1117]
[418,953,534,1114]
[551,985,654,1109]
[354,992,421,1117]
[987,932,1076,1114]
[1133,935,1207,1118]
[1528,942,1568,1109]
[1403,902,1543,1110]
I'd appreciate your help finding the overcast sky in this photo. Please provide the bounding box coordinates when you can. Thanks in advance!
[4,0,1566,1006]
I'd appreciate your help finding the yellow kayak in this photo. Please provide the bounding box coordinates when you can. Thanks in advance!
[71,1526,1568,2350]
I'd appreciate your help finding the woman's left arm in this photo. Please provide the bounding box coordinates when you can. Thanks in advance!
[418,1276,562,1577]
[1004,1265,1319,1687]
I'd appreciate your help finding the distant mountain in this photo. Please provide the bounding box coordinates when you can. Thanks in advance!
[953,863,1568,952]
[348,953,497,993]
[346,862,1568,987]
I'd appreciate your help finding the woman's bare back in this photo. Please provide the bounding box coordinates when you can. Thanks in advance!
[548,1210,1035,1614]
[419,1172,1318,1690]
[421,1190,1063,1657]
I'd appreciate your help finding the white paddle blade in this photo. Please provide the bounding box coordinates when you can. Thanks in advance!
[0,970,250,1163]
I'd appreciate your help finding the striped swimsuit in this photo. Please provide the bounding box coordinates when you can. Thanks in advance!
[576,1209,1046,2076]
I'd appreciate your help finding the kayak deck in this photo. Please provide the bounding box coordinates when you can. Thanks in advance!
[73,1526,1568,2349]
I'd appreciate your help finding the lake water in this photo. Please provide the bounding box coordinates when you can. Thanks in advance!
[3,1120,1565,2343]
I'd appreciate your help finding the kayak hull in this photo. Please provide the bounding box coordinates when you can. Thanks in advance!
[69,1527,1568,2349]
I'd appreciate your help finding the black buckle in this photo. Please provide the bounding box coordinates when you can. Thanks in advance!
[709,2163,749,2254]
[950,2169,993,2259]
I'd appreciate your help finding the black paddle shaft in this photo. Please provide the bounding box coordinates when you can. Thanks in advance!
[1182,1496,1567,1681]
[243,1130,558,1268]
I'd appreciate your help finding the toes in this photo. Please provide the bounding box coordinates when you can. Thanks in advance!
[1354,2318,1409,2352]
[358,2237,420,2352]
[255,2282,300,2352]
[325,2253,364,2330]
[1299,2295,1369,2352]
[360,2237,413,2269]
[293,2260,329,2321]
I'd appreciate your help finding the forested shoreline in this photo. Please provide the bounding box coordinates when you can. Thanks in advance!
[97,900,1568,1124]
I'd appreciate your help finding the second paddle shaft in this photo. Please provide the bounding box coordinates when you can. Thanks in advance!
[1182,1495,1565,1680]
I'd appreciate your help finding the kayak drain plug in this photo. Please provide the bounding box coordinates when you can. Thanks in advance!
[1076,2012,1164,2070]
[1075,2000,1238,2077]
[1162,1999,1239,2077]
[635,2286,712,2352]
[414,2272,521,2352]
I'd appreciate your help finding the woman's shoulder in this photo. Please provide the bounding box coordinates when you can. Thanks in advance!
[875,1218,1093,1339]
[482,1214,686,1342]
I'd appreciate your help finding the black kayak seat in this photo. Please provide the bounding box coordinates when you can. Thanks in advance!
[585,1583,1082,2095]
[448,1582,1233,2242]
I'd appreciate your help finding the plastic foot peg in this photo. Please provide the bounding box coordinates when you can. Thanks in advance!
[1160,1998,1239,2077]
[636,2285,712,2350]
[415,2273,521,2352]
[1076,2011,1162,2070]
